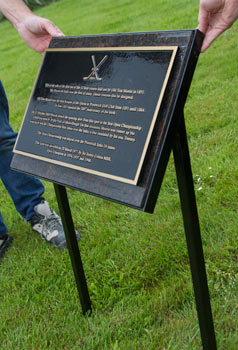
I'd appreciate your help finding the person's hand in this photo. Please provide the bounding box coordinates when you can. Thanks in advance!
[16,14,64,54]
[198,0,238,52]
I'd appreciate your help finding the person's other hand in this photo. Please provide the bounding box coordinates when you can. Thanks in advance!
[17,14,64,54]
[198,0,238,52]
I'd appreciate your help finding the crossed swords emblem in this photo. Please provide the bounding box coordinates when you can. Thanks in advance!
[83,55,108,81]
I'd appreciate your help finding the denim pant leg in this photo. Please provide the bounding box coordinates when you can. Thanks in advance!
[0,212,8,235]
[0,80,45,236]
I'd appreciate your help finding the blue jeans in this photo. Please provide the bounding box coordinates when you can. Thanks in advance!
[0,80,45,236]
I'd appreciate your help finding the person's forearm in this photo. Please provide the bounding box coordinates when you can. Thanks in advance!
[0,0,32,29]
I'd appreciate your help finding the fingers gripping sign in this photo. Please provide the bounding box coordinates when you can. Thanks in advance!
[198,0,238,52]
[18,15,64,54]
[0,0,64,54]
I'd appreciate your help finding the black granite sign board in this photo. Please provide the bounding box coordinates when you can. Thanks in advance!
[14,47,177,185]
[11,30,203,212]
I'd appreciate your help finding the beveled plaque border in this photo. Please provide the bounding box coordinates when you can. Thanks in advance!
[13,46,177,185]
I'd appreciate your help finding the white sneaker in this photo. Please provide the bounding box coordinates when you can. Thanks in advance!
[30,201,79,249]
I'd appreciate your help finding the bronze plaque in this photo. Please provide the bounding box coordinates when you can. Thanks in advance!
[14,46,177,185]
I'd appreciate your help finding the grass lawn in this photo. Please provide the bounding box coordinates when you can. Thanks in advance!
[1,0,238,349]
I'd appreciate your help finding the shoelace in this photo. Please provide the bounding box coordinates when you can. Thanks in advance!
[41,213,62,239]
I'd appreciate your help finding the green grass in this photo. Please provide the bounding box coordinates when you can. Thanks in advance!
[1,0,238,349]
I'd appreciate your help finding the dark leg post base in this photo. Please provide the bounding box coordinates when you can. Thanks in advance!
[173,115,217,350]
[54,183,92,315]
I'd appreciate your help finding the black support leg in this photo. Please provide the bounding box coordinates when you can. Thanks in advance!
[54,183,92,315]
[173,115,217,350]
